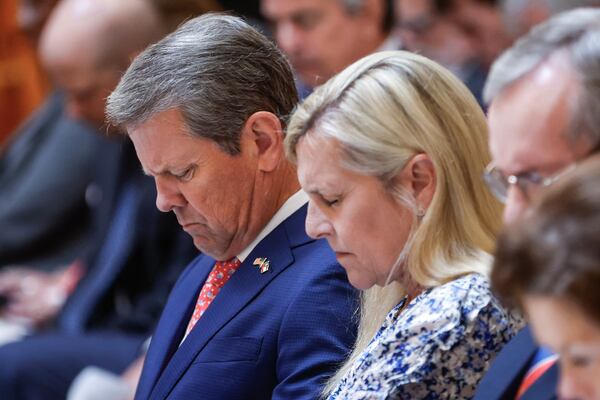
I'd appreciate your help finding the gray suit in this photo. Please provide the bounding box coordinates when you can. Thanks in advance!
[0,92,104,269]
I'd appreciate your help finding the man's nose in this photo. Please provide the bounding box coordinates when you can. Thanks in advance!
[276,22,303,56]
[502,185,528,225]
[155,177,186,212]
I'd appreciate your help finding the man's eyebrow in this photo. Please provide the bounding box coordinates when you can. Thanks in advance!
[140,165,175,177]
[146,161,200,177]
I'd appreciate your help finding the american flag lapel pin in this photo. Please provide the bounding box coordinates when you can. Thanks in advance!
[253,257,270,274]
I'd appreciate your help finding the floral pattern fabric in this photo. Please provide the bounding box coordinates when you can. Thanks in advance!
[328,273,524,400]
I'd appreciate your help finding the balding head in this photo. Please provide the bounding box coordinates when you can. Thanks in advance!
[40,0,165,128]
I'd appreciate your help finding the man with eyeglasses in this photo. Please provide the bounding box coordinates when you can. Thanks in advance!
[474,8,600,400]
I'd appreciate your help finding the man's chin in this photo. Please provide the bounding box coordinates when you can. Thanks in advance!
[191,235,209,251]
[191,236,226,260]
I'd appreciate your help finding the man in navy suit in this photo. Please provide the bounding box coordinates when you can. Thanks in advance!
[106,14,358,400]
[474,8,600,400]
[0,1,199,399]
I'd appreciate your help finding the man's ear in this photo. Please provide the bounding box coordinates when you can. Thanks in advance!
[398,153,436,211]
[241,111,284,172]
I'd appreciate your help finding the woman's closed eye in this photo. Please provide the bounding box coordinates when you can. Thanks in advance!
[566,354,592,369]
[564,347,600,368]
[319,194,342,208]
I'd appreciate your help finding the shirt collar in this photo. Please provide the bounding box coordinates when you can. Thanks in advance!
[236,190,308,262]
[377,34,403,52]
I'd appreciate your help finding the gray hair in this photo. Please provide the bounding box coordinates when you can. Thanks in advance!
[106,13,298,154]
[501,0,600,37]
[484,8,600,146]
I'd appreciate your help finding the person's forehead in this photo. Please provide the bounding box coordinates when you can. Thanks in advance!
[488,56,578,173]
[526,295,600,347]
[130,110,205,165]
[261,0,342,19]
[46,45,117,86]
[296,134,344,187]
[397,0,432,22]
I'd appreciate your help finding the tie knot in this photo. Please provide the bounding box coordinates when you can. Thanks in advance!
[184,257,242,336]
[215,258,241,269]
[209,258,242,288]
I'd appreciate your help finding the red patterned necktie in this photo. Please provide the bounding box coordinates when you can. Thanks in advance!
[185,258,242,336]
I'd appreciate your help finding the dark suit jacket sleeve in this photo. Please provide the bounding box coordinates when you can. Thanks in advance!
[273,260,358,399]
[0,97,100,268]
[80,165,198,334]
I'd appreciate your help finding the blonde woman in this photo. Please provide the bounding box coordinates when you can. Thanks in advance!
[285,51,524,399]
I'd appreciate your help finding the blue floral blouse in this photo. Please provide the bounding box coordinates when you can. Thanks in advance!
[327,273,524,399]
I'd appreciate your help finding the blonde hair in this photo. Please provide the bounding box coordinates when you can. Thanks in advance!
[284,50,502,395]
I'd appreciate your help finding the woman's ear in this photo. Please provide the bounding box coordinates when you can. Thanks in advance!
[399,153,436,211]
[240,111,284,172]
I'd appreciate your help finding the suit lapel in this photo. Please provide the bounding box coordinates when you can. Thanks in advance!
[136,255,213,400]
[520,361,559,400]
[149,220,296,400]
[476,326,538,399]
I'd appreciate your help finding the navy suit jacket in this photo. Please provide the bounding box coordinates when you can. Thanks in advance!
[135,205,358,400]
[474,326,558,400]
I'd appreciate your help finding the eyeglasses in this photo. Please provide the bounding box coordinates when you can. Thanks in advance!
[483,163,577,203]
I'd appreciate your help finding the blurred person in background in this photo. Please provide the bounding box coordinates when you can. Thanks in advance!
[0,1,199,399]
[285,50,523,398]
[395,0,488,105]
[0,0,106,274]
[150,0,223,31]
[445,0,511,69]
[501,0,600,39]
[492,156,600,400]
[474,8,600,400]
[0,0,166,326]
[260,0,398,96]
[18,0,59,47]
